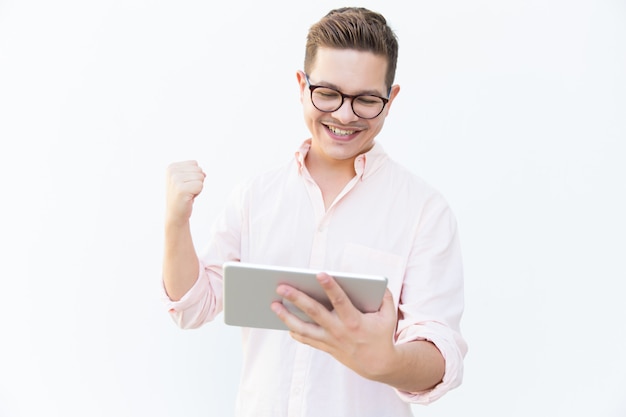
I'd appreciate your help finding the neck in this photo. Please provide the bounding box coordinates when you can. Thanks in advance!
[305,147,356,184]
[304,146,358,210]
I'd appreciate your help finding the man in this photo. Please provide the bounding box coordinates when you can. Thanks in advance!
[163,7,467,417]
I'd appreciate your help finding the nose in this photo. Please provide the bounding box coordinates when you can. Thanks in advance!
[331,98,360,124]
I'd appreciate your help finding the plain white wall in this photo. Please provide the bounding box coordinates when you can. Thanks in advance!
[1,0,625,416]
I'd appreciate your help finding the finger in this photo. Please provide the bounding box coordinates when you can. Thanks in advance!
[315,272,361,325]
[168,166,205,183]
[275,283,337,330]
[167,161,206,180]
[379,288,397,318]
[270,298,325,340]
[169,174,205,188]
[167,160,202,171]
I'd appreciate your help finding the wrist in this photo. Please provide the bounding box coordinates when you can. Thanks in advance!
[366,343,406,383]
[164,218,193,246]
[367,341,444,393]
[164,212,191,230]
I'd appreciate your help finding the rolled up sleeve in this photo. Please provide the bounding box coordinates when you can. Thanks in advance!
[394,323,467,404]
[162,262,224,329]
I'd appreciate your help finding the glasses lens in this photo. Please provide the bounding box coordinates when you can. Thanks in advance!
[311,87,342,112]
[353,96,385,119]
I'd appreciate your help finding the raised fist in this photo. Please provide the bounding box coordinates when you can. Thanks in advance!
[165,160,206,226]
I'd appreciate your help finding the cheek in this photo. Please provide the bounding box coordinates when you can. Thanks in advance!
[302,102,319,120]
[370,119,386,135]
[302,107,321,134]
[362,125,384,145]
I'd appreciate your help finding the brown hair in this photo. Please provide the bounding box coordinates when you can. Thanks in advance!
[304,7,399,90]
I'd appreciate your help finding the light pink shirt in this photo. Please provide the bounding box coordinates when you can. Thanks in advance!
[164,140,467,417]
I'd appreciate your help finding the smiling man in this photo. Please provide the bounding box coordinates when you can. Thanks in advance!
[162,7,467,417]
[296,46,399,210]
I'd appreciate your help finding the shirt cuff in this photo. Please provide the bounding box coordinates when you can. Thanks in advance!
[393,325,466,404]
[161,263,217,329]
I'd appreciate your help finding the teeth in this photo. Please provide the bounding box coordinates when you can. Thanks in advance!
[328,125,355,136]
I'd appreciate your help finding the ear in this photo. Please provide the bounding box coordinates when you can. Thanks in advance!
[296,70,307,103]
[388,84,401,103]
[384,84,401,111]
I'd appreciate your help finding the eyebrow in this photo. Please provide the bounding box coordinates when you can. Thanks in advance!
[310,78,386,97]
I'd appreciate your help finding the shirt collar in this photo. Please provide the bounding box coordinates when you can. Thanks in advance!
[294,139,387,180]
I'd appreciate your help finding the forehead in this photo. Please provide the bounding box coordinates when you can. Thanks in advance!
[309,47,388,94]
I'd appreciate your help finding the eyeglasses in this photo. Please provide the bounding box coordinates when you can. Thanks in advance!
[304,74,389,119]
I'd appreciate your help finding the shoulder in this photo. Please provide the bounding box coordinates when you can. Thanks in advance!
[376,156,457,224]
[233,157,297,199]
[368,144,440,195]
[382,156,442,197]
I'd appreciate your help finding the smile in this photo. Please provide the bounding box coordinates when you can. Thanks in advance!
[327,125,358,136]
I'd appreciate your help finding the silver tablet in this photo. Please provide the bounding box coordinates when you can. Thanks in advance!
[222,261,388,331]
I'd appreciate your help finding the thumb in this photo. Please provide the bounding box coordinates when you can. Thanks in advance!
[379,288,397,316]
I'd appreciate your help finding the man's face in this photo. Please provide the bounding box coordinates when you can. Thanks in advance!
[298,47,400,165]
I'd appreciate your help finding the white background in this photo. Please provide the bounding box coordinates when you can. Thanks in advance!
[1,0,625,416]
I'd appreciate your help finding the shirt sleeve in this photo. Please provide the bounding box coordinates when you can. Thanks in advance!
[162,262,224,329]
[393,194,468,404]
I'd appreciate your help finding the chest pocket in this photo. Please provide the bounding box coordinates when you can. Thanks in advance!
[339,243,405,307]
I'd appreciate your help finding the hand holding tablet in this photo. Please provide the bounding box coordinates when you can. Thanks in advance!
[222,261,388,331]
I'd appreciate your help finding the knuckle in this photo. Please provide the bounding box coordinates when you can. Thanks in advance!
[329,293,348,308]
[301,302,321,317]
[343,316,360,331]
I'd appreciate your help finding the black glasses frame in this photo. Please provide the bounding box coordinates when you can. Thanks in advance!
[304,74,389,119]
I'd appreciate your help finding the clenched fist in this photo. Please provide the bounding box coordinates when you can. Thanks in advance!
[165,160,206,226]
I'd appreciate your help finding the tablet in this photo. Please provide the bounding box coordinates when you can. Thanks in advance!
[222,261,388,331]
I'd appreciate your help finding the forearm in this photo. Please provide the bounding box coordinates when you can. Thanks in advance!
[162,220,200,301]
[374,340,445,393]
